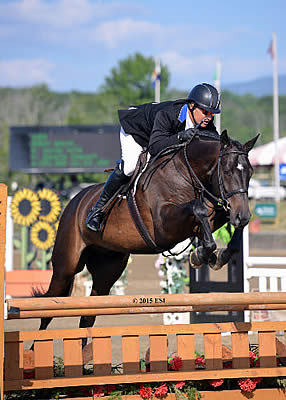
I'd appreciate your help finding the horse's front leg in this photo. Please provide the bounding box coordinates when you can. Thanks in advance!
[209,227,242,270]
[189,200,217,269]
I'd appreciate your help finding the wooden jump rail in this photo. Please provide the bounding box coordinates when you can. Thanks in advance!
[4,293,286,398]
[6,292,286,318]
[1,178,286,399]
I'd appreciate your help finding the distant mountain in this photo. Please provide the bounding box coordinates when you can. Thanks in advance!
[222,75,286,97]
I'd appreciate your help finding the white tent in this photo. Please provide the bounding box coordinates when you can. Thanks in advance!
[249,137,286,166]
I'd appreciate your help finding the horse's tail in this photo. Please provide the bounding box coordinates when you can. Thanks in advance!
[31,277,75,297]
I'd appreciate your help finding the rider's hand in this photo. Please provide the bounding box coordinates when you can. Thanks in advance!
[177,128,199,142]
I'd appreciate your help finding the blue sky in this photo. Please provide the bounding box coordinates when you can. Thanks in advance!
[0,0,285,93]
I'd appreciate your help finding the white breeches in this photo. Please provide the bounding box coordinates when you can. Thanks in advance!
[120,127,143,176]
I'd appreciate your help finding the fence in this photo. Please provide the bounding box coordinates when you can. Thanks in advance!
[3,183,286,399]
[4,292,286,399]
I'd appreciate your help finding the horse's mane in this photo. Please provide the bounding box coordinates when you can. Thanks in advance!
[141,132,220,191]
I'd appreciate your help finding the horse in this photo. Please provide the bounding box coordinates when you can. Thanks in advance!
[37,129,259,333]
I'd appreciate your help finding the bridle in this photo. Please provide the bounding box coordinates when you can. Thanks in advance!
[183,143,249,211]
[217,148,249,210]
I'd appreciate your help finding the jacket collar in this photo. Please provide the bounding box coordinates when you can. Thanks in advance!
[178,103,188,123]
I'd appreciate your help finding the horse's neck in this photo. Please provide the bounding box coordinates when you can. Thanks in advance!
[186,139,221,182]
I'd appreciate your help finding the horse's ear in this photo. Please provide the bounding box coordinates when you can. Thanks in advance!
[220,129,231,147]
[243,133,260,153]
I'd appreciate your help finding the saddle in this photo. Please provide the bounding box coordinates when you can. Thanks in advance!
[100,151,164,252]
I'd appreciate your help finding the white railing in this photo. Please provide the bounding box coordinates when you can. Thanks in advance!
[243,224,286,293]
[243,225,286,321]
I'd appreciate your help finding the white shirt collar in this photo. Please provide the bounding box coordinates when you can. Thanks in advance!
[185,109,194,130]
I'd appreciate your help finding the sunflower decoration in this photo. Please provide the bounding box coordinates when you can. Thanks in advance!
[37,188,62,223]
[30,221,56,250]
[11,188,41,226]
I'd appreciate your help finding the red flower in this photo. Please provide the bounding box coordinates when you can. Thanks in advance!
[249,351,256,363]
[139,385,153,399]
[154,383,168,397]
[223,361,233,369]
[252,377,262,384]
[175,381,186,390]
[106,384,117,394]
[23,370,35,379]
[92,386,105,397]
[209,379,224,387]
[195,355,205,367]
[238,378,257,392]
[169,355,183,371]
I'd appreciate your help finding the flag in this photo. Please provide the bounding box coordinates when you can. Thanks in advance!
[267,40,274,59]
[151,59,161,89]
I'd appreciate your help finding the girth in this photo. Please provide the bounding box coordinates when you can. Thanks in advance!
[127,189,164,253]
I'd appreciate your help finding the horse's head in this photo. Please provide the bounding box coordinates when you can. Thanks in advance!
[218,130,259,228]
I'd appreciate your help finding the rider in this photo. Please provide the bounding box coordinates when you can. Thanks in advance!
[86,83,221,232]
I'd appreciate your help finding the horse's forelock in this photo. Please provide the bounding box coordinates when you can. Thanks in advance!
[229,138,244,151]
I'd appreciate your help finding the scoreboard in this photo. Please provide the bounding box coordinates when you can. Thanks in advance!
[9,125,121,173]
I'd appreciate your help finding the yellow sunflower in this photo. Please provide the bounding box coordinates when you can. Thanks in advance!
[11,188,41,226]
[30,221,56,250]
[37,188,62,223]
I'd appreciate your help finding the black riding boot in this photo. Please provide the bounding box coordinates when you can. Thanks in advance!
[85,161,130,232]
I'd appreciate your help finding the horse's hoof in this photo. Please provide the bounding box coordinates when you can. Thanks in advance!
[208,250,224,271]
[189,249,204,269]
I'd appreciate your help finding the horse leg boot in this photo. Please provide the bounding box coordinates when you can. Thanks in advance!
[189,200,217,268]
[85,160,130,232]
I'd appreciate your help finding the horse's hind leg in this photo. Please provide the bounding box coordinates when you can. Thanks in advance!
[38,243,87,331]
[79,248,130,332]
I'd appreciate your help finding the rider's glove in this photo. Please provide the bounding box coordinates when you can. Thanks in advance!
[177,128,200,143]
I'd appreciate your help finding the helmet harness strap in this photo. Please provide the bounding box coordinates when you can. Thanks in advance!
[187,103,210,129]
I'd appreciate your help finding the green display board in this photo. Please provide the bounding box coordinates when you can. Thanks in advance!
[254,203,277,219]
[10,125,121,173]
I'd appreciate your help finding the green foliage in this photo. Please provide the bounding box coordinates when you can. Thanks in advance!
[100,52,170,108]
[1,52,286,189]
[221,90,286,145]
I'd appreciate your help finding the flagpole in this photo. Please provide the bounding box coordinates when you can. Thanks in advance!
[272,32,280,203]
[214,60,221,133]
[155,57,161,103]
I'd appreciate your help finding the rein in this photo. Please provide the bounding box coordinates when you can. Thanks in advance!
[126,138,249,254]
[182,143,249,211]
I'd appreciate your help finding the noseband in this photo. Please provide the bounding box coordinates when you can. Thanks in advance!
[183,144,249,211]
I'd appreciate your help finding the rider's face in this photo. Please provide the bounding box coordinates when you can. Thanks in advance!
[189,105,214,127]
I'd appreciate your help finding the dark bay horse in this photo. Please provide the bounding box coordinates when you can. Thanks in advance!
[38,130,259,331]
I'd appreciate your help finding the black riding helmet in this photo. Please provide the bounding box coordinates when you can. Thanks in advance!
[187,83,221,114]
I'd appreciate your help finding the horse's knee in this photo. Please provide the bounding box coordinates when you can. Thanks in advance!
[190,200,208,219]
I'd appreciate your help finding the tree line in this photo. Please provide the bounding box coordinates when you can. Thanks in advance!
[0,53,285,187]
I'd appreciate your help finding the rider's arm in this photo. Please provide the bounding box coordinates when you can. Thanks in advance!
[148,110,180,156]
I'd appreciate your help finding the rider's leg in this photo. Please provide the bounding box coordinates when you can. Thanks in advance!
[119,127,143,176]
[85,128,142,232]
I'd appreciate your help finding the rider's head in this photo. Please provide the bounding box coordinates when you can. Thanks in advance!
[187,83,221,128]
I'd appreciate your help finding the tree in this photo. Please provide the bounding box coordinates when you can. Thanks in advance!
[99,53,170,108]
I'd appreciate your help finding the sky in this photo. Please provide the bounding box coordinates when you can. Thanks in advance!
[0,0,286,93]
